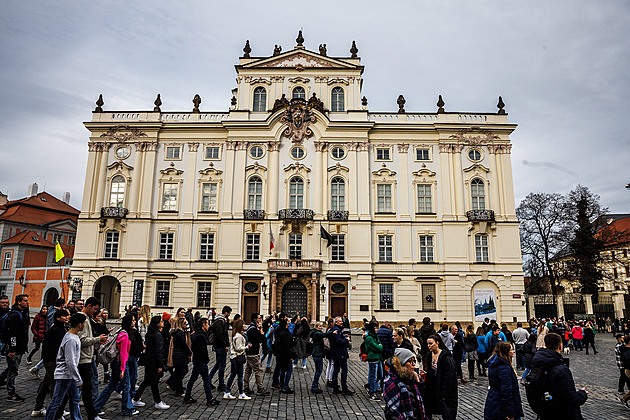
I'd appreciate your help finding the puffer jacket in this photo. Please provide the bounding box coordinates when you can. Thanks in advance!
[523,341,536,369]
[31,312,47,343]
[170,328,191,367]
[308,329,330,358]
[484,354,524,420]
[364,332,383,362]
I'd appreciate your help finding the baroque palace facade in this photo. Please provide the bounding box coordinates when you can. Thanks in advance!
[72,34,526,323]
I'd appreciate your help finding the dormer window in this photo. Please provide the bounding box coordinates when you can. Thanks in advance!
[292,87,306,99]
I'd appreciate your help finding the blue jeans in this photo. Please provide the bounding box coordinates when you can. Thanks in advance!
[226,358,244,395]
[115,354,137,398]
[94,360,135,415]
[44,379,81,420]
[521,367,530,382]
[278,359,293,391]
[368,361,383,393]
[311,357,323,390]
[209,347,227,386]
[332,357,349,391]
[90,358,99,401]
[515,344,525,369]
[293,357,307,367]
[573,338,583,350]
[185,363,213,402]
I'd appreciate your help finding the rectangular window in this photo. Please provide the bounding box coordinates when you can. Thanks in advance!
[159,233,174,260]
[205,146,220,160]
[378,235,393,262]
[2,251,12,270]
[52,233,63,244]
[201,183,218,212]
[613,267,618,278]
[246,233,260,261]
[376,147,390,161]
[68,235,76,246]
[165,146,181,160]
[289,233,302,260]
[421,284,437,311]
[379,283,394,310]
[161,183,178,211]
[377,184,392,213]
[199,233,215,260]
[197,282,212,308]
[331,234,345,262]
[475,234,489,262]
[416,148,430,161]
[416,184,432,213]
[155,280,170,307]
[419,235,434,262]
[104,231,119,259]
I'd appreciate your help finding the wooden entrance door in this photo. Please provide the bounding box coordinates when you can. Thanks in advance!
[330,296,346,318]
[282,280,307,318]
[243,296,259,324]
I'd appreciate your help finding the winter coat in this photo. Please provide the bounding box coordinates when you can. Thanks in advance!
[229,332,246,360]
[582,326,595,344]
[191,328,210,365]
[424,349,458,419]
[419,324,436,355]
[452,333,464,362]
[308,329,330,358]
[477,335,488,355]
[364,332,383,362]
[210,315,229,349]
[377,326,395,359]
[31,312,47,343]
[571,326,583,339]
[438,330,454,351]
[530,348,588,420]
[536,325,548,348]
[383,369,427,420]
[329,325,349,360]
[170,328,191,367]
[245,323,263,355]
[620,345,630,370]
[144,328,164,370]
[523,341,536,369]
[396,338,415,352]
[42,321,67,363]
[464,333,478,353]
[4,304,29,354]
[484,355,524,420]
[274,326,294,362]
[293,320,310,359]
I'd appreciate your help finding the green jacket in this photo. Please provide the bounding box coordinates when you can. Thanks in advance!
[365,332,383,362]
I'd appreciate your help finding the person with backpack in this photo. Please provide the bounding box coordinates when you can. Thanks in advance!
[243,313,268,396]
[27,306,47,365]
[208,305,231,392]
[183,317,220,407]
[308,321,331,394]
[526,332,588,419]
[484,341,524,420]
[364,321,383,401]
[260,313,274,373]
[272,317,295,394]
[133,315,170,410]
[330,316,354,396]
[583,321,597,355]
[0,293,30,402]
[293,317,310,369]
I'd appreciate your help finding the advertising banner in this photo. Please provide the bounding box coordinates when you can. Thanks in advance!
[474,289,497,322]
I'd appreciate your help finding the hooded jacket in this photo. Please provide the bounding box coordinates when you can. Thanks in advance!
[5,304,29,354]
[438,330,454,351]
[419,324,436,355]
[484,354,524,420]
[31,312,47,343]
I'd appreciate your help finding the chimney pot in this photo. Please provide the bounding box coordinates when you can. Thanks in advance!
[28,183,38,197]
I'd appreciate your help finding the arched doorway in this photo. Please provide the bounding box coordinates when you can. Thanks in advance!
[43,287,59,307]
[281,280,307,318]
[94,276,121,318]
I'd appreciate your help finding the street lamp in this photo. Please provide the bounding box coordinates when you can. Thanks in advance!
[18,275,24,286]
[261,282,267,299]
[320,283,326,301]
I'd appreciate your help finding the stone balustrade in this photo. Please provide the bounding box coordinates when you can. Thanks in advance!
[267,259,322,272]
[466,209,495,221]
[101,207,129,218]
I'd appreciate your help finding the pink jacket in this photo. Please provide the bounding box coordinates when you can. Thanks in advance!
[571,326,583,339]
[116,330,131,373]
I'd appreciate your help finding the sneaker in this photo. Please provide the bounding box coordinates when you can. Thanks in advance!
[131,410,140,416]
[154,401,170,410]
[342,390,355,396]
[223,392,236,400]
[29,368,40,379]
[63,411,70,417]
[27,360,32,365]
[132,400,145,407]
[238,393,251,400]
[207,398,220,407]
[183,397,197,403]
[94,417,106,420]
[256,389,270,396]
[217,384,226,392]
[98,412,105,416]
[302,365,307,369]
[31,408,46,417]
[370,393,381,401]
[112,391,123,400]
[7,394,25,402]
[281,388,294,394]
[310,388,323,394]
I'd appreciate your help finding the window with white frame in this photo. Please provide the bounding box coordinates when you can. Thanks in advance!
[419,235,434,262]
[471,178,486,210]
[331,234,345,262]
[205,146,221,160]
[421,284,437,311]
[249,145,264,159]
[253,87,267,112]
[246,233,260,261]
[375,147,391,161]
[52,233,63,244]
[289,233,302,259]
[0,285,5,296]
[161,183,178,211]
[197,282,212,308]
[155,280,170,307]
[68,235,76,246]
[109,175,126,208]
[379,283,394,310]
[199,233,215,260]
[292,86,306,99]
[248,176,263,210]
[416,148,430,161]
[330,146,346,159]
[165,146,181,160]
[289,177,304,209]
[2,251,12,270]
[201,183,218,212]
[377,184,392,213]
[416,184,432,213]
[159,233,174,260]
[331,87,344,112]
[104,231,119,259]
[378,235,393,262]
[331,177,345,211]
[475,234,489,262]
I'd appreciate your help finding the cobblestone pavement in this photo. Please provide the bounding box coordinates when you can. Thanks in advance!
[1,333,629,419]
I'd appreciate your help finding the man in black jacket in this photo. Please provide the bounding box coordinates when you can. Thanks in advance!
[0,295,9,363]
[183,319,219,406]
[244,313,268,396]
[0,294,29,401]
[209,305,231,392]
[619,335,630,408]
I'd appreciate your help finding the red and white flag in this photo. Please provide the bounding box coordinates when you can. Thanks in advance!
[270,228,275,251]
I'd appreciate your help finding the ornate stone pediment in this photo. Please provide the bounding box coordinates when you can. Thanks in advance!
[463,163,490,174]
[289,77,311,84]
[284,162,311,174]
[245,162,267,174]
[107,161,134,172]
[100,125,148,143]
[328,162,349,175]
[412,168,436,178]
[198,167,223,177]
[160,166,184,176]
[281,98,317,144]
[247,77,271,85]
[327,77,350,86]
[244,49,357,70]
[372,168,397,178]
[449,126,499,146]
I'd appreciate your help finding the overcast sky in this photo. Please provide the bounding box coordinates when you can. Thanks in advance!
[1,1,628,213]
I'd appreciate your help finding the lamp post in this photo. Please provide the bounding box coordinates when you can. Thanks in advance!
[19,274,25,292]
[320,283,326,301]
[261,281,267,299]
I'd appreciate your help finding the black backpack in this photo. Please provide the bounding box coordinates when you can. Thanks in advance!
[524,362,562,415]
[0,309,22,344]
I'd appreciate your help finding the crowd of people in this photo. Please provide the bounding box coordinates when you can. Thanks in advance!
[1,293,630,419]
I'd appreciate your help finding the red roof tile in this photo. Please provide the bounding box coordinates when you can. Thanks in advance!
[5,192,79,215]
[1,230,54,248]
[596,216,630,247]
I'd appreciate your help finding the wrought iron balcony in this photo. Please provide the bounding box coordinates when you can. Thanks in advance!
[268,259,322,272]
[101,207,129,218]
[278,208,314,221]
[244,209,266,220]
[327,210,349,221]
[466,209,494,222]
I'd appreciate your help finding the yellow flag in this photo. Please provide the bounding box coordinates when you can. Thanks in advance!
[55,242,65,262]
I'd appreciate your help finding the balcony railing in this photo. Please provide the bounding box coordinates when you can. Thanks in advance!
[327,210,349,221]
[101,207,129,218]
[244,209,266,220]
[466,209,495,222]
[278,208,314,221]
[268,259,322,272]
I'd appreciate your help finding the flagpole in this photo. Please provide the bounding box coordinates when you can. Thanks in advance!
[269,218,272,256]
[319,221,322,256]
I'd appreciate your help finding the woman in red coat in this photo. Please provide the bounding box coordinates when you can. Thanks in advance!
[27,306,47,364]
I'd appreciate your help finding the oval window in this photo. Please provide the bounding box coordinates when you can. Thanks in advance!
[244,282,259,293]
[115,146,130,160]
[249,145,264,159]
[331,283,346,294]
[290,146,306,160]
[331,146,345,159]
[468,149,482,162]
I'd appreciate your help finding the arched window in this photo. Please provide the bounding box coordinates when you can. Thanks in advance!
[253,87,267,112]
[331,87,344,112]
[292,87,306,99]
[289,177,304,209]
[331,177,345,211]
[248,176,263,210]
[109,175,125,208]
[471,178,486,210]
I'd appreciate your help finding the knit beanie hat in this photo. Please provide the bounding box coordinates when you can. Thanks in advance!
[394,348,415,365]
[162,312,171,321]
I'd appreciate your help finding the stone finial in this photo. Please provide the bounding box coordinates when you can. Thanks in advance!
[296,30,304,47]
[273,45,282,56]
[231,95,237,106]
[497,96,506,114]
[192,94,201,113]
[94,94,104,112]
[437,95,445,113]
[243,40,251,58]
[319,44,327,56]
[397,95,406,114]
[153,94,162,112]
[362,96,368,107]
[350,40,358,58]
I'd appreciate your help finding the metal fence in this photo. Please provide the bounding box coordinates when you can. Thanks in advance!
[533,295,557,319]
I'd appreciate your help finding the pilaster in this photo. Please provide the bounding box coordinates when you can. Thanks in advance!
[128,142,144,217]
[221,141,237,218]
[347,142,358,217]
[233,141,248,218]
[397,143,410,220]
[267,141,280,218]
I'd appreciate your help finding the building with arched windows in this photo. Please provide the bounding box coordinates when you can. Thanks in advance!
[72,36,526,324]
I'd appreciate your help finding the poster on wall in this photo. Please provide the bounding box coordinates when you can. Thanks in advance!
[474,289,497,322]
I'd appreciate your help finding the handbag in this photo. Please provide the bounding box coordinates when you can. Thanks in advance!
[236,354,246,365]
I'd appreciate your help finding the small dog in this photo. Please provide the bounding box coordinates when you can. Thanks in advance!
[563,346,571,356]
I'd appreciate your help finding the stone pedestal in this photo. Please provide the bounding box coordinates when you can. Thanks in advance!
[556,295,565,319]
[612,291,626,318]
[583,294,594,314]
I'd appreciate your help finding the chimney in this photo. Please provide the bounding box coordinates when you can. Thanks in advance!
[27,183,38,197]
[0,191,7,206]
[62,192,71,204]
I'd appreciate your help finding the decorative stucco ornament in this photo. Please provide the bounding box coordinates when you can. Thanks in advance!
[281,98,316,144]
